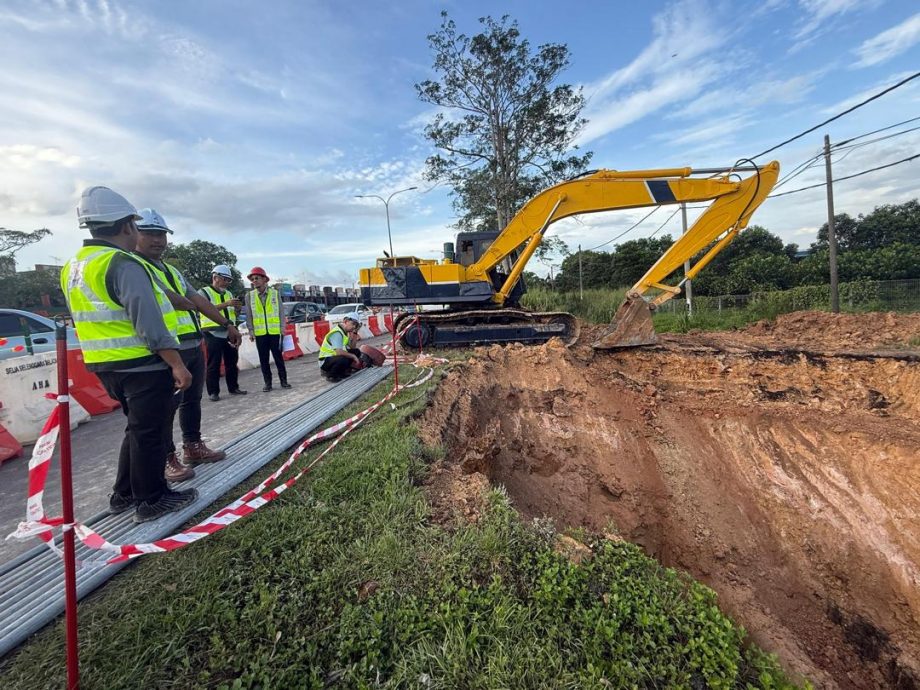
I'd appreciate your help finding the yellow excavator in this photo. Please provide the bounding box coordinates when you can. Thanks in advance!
[359,161,779,349]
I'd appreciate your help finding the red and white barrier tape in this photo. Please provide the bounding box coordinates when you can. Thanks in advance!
[7,356,445,565]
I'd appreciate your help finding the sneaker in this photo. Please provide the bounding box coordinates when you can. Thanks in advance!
[280,382,292,389]
[133,488,199,523]
[208,393,220,402]
[262,384,272,392]
[164,452,196,483]
[228,389,248,396]
[183,440,226,465]
[109,492,135,514]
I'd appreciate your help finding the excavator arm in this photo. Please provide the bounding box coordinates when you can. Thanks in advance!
[467,162,779,310]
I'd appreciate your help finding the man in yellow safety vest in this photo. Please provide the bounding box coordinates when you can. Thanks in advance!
[318,313,363,382]
[61,187,196,523]
[199,266,246,401]
[134,208,242,483]
[244,266,290,392]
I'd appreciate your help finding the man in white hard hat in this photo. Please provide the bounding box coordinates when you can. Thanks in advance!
[317,313,363,382]
[134,208,242,482]
[199,265,246,401]
[61,187,196,523]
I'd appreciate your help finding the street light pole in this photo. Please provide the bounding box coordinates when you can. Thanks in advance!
[355,186,418,259]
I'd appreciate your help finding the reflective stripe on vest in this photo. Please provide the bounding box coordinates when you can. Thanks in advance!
[250,288,281,336]
[318,325,349,359]
[200,286,236,330]
[61,246,178,370]
[135,256,201,341]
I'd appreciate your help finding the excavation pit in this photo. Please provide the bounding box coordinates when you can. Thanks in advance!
[420,312,920,688]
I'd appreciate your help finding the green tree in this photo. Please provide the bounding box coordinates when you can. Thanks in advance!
[813,201,920,251]
[0,227,52,258]
[165,240,244,293]
[0,269,65,309]
[416,12,592,232]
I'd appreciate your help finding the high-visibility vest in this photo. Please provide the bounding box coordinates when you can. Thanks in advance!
[200,286,236,331]
[318,325,349,359]
[249,288,281,336]
[61,244,179,371]
[135,256,201,341]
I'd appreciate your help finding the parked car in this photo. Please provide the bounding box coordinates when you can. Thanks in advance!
[282,301,325,324]
[0,308,79,360]
[326,303,372,325]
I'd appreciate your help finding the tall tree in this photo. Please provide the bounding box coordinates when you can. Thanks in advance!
[165,240,244,294]
[416,12,592,232]
[0,227,52,257]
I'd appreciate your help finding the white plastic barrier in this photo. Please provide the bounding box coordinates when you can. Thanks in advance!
[296,323,320,353]
[0,352,90,444]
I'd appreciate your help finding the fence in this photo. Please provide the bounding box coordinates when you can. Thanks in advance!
[658,279,920,316]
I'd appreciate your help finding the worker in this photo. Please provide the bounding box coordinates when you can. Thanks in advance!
[244,266,290,391]
[318,313,363,382]
[61,187,196,523]
[199,265,246,401]
[133,209,242,483]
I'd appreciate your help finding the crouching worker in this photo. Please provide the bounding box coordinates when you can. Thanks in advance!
[318,313,365,382]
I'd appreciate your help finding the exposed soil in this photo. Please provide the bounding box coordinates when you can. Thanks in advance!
[418,312,920,689]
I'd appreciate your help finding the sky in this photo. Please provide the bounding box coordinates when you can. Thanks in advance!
[1,0,919,286]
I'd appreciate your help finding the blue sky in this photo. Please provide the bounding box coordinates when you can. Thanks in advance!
[1,0,918,286]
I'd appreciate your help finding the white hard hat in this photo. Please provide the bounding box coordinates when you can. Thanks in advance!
[212,264,233,278]
[343,312,361,323]
[136,208,173,234]
[77,186,141,228]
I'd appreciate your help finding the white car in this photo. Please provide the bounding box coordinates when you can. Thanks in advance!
[325,303,372,325]
[0,308,79,361]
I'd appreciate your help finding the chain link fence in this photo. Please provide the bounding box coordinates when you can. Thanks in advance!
[658,279,920,315]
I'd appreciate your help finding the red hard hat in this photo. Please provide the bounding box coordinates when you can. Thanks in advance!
[247,266,268,280]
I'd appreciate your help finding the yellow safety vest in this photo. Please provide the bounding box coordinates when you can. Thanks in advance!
[135,256,201,341]
[200,286,236,331]
[61,244,178,371]
[250,288,281,336]
[318,325,349,360]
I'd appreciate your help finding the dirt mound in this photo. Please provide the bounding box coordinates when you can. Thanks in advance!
[738,310,920,352]
[419,317,920,689]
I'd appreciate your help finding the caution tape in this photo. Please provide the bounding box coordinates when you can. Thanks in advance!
[7,355,446,565]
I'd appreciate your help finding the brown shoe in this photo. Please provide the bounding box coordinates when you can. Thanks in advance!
[164,452,195,483]
[183,440,227,465]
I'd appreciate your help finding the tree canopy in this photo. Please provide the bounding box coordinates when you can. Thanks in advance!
[165,240,244,294]
[417,12,592,232]
[0,227,51,258]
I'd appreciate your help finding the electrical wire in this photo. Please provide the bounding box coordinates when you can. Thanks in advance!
[832,115,920,147]
[584,206,660,251]
[832,124,920,152]
[767,153,920,198]
[749,72,920,160]
[647,208,682,239]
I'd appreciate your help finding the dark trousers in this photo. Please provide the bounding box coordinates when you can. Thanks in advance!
[255,333,287,385]
[97,369,174,503]
[164,345,206,451]
[204,332,240,395]
[320,348,361,379]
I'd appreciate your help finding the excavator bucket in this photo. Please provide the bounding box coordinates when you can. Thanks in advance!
[593,293,658,349]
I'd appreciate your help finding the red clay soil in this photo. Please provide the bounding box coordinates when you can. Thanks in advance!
[418,312,920,689]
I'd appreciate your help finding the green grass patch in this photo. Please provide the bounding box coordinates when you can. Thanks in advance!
[0,367,805,689]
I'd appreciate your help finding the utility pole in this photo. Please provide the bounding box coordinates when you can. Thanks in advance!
[681,203,693,316]
[578,244,583,300]
[823,134,840,313]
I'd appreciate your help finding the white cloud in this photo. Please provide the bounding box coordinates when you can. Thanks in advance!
[852,12,920,68]
[793,0,869,40]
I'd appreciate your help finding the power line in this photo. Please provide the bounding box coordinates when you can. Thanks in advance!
[833,115,920,147]
[767,153,920,198]
[750,71,920,160]
[647,208,682,239]
[584,206,659,251]
[833,124,920,152]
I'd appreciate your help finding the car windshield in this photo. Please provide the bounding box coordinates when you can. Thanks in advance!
[329,304,360,314]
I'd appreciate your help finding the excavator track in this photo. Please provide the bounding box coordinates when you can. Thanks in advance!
[393,309,579,349]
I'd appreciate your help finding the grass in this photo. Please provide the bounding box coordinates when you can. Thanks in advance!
[0,367,805,689]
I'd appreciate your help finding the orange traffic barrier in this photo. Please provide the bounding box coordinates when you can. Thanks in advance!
[367,316,383,336]
[0,415,23,464]
[313,320,330,346]
[66,349,120,415]
[282,323,304,360]
[384,313,394,332]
